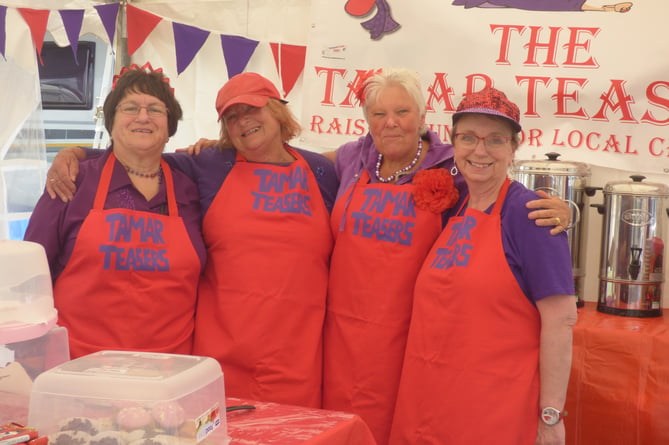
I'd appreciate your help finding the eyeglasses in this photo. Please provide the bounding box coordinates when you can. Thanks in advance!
[117,103,168,117]
[453,132,511,149]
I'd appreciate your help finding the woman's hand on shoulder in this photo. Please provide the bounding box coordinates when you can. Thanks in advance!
[175,138,218,155]
[46,147,85,202]
[526,190,572,236]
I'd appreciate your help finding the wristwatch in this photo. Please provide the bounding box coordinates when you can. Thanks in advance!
[540,407,566,426]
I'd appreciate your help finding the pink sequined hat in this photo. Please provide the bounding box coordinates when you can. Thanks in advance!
[452,87,522,132]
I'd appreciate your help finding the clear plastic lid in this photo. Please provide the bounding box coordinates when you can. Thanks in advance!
[32,350,223,401]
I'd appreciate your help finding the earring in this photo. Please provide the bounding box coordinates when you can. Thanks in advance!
[450,164,459,176]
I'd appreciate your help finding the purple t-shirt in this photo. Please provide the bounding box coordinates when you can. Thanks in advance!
[495,180,574,301]
[24,149,206,280]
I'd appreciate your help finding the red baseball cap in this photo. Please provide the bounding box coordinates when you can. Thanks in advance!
[452,87,522,132]
[215,72,285,120]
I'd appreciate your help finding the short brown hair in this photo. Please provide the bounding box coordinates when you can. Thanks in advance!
[103,68,182,137]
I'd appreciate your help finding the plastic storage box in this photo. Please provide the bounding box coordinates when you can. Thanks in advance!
[0,240,69,425]
[28,350,228,445]
[0,326,69,426]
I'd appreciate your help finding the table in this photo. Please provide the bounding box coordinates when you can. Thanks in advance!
[565,302,669,445]
[226,398,377,445]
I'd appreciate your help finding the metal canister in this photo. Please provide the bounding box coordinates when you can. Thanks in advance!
[591,175,668,317]
[512,152,590,307]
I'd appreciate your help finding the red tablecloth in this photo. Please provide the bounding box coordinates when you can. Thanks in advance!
[565,302,669,445]
[226,398,377,445]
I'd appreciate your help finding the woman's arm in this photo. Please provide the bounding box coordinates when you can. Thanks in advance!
[534,294,578,445]
[46,147,96,201]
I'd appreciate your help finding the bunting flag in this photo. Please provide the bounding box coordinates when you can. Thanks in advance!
[220,34,259,78]
[0,6,6,60]
[58,9,84,64]
[269,42,306,97]
[126,4,162,56]
[172,22,210,75]
[93,2,120,49]
[1,2,303,83]
[17,8,50,65]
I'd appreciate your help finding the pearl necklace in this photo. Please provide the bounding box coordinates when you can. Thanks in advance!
[375,138,423,183]
[124,164,161,178]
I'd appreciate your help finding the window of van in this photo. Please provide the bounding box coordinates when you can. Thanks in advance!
[38,41,96,110]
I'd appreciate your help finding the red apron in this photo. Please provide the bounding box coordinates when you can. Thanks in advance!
[54,153,201,358]
[323,170,442,444]
[390,178,541,445]
[193,146,332,408]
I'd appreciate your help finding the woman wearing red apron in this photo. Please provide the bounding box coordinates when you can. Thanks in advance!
[25,65,206,358]
[191,73,335,408]
[322,69,463,445]
[41,73,338,408]
[321,70,570,445]
[390,88,577,445]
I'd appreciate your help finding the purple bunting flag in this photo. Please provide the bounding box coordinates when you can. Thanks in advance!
[93,3,120,49]
[58,9,84,64]
[220,34,259,78]
[0,6,6,60]
[173,22,210,75]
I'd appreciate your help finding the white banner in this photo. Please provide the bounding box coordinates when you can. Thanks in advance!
[300,1,669,176]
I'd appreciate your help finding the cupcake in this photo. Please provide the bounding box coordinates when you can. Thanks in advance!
[128,435,179,445]
[58,417,100,435]
[151,402,185,430]
[117,406,153,431]
[89,431,126,445]
[50,430,92,445]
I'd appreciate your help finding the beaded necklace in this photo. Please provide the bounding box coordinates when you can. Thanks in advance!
[123,164,161,178]
[374,138,423,183]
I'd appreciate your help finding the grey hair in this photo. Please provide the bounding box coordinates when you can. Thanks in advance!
[361,68,427,136]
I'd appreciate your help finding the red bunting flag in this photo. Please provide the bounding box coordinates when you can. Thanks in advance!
[269,42,306,98]
[17,8,50,65]
[126,4,163,56]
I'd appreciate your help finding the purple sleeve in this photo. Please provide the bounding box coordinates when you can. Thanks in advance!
[502,182,575,301]
[169,169,207,269]
[334,136,369,200]
[23,190,70,279]
[24,157,103,280]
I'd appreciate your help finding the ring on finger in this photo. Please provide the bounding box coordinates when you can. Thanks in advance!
[554,216,562,226]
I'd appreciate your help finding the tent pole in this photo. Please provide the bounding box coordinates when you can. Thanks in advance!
[117,0,130,70]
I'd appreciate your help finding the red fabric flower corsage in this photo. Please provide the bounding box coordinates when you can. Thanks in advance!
[351,68,382,105]
[413,168,460,214]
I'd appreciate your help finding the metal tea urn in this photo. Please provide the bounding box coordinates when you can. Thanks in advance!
[512,152,590,307]
[590,175,668,317]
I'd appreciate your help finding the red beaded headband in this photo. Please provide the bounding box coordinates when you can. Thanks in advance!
[111,62,174,93]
